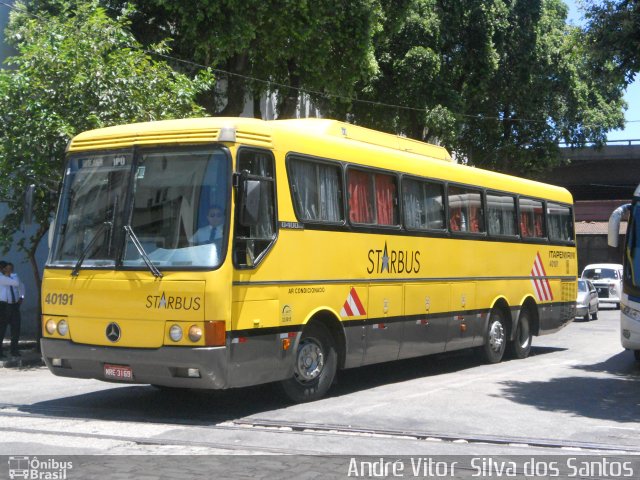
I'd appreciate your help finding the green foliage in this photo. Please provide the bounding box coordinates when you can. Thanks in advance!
[328,0,626,174]
[0,1,212,282]
[103,0,383,118]
[585,0,640,83]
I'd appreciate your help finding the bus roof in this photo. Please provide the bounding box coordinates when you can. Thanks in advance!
[68,117,572,204]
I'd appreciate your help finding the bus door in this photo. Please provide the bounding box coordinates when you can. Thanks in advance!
[399,283,449,359]
[445,282,477,351]
[362,284,403,364]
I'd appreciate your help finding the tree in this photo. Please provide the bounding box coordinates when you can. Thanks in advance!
[331,0,626,175]
[101,0,382,119]
[0,1,213,326]
[585,0,640,83]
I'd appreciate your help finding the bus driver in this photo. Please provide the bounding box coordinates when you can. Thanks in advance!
[190,206,224,253]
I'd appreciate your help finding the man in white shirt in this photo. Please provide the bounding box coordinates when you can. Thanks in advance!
[190,206,225,254]
[0,262,24,358]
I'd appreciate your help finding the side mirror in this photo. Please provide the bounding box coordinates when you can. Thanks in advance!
[608,203,630,248]
[24,184,35,226]
[239,178,262,227]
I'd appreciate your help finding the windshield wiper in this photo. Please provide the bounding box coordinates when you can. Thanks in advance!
[71,221,113,277]
[124,225,163,278]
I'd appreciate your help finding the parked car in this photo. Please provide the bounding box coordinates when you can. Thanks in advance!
[581,263,624,309]
[576,279,598,321]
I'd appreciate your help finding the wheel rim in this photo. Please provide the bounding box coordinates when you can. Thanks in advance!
[488,320,505,353]
[294,337,325,383]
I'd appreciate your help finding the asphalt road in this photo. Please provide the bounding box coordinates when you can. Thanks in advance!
[0,307,637,478]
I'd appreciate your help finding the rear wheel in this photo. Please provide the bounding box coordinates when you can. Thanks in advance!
[508,310,532,359]
[481,308,507,364]
[280,322,337,403]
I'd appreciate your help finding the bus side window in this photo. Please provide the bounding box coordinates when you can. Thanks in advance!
[487,193,516,236]
[547,202,573,242]
[519,198,545,239]
[448,186,483,234]
[288,157,343,223]
[233,149,276,268]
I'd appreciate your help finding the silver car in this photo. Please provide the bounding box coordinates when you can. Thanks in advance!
[576,279,598,321]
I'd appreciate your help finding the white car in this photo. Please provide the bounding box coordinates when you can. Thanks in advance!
[581,263,624,309]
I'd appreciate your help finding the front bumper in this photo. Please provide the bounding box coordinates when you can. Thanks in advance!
[41,338,229,389]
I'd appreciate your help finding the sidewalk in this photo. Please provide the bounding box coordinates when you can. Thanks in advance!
[0,339,44,368]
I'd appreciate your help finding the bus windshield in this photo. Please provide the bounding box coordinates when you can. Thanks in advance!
[49,146,230,270]
[626,202,640,288]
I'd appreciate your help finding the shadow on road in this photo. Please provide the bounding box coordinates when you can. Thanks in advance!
[497,351,640,423]
[19,345,567,425]
[572,350,640,377]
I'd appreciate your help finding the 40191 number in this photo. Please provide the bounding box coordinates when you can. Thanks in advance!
[45,293,74,305]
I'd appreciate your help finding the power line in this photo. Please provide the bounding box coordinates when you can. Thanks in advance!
[1,0,638,129]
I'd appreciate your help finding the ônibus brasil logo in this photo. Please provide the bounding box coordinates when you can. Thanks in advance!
[8,456,73,479]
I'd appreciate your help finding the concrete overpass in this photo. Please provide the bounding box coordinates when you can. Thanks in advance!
[547,141,640,201]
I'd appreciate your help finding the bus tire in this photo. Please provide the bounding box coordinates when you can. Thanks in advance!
[481,308,507,364]
[508,310,532,359]
[280,322,337,403]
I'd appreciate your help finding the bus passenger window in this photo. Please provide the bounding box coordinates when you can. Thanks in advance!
[402,178,445,230]
[288,157,343,223]
[548,203,573,242]
[448,186,484,233]
[519,198,545,239]
[487,193,516,236]
[348,168,399,227]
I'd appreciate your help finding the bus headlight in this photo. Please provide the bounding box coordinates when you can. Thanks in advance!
[169,324,183,342]
[57,320,69,336]
[188,325,203,342]
[45,319,57,335]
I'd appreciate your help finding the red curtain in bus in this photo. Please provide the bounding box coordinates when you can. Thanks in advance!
[348,170,374,223]
[469,206,480,232]
[375,174,396,225]
[450,207,462,231]
[520,213,530,237]
[534,210,544,237]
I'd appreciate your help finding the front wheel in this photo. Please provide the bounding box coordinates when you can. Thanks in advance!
[280,323,338,403]
[481,308,507,364]
[508,310,532,359]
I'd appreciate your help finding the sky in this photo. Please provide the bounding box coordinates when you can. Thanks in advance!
[565,0,640,142]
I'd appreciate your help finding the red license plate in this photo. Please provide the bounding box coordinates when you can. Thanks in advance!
[104,364,133,381]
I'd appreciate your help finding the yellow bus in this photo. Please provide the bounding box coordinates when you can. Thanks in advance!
[41,117,577,402]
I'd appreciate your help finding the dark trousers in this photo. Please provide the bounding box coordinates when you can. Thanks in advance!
[0,302,21,355]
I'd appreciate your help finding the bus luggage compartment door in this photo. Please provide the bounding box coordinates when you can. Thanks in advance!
[362,285,403,365]
[399,283,449,359]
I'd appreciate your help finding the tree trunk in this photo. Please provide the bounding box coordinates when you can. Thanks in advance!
[220,54,250,117]
[276,60,301,119]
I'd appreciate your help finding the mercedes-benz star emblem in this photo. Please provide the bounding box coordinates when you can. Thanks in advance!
[105,322,121,343]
